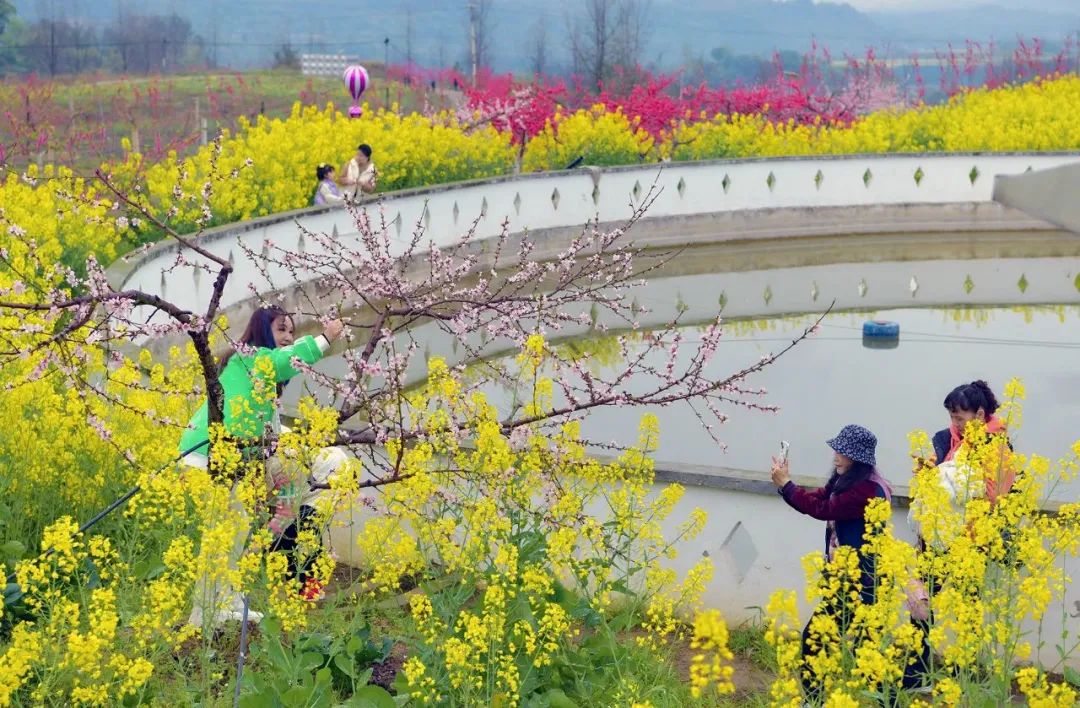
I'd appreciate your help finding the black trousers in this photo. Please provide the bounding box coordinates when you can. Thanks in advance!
[800,584,878,701]
[902,617,934,689]
[269,504,318,584]
[801,602,932,700]
[801,599,852,701]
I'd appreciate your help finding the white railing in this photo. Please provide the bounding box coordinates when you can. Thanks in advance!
[109,154,1080,321]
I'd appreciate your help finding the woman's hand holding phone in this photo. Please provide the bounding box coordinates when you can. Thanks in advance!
[771,441,791,488]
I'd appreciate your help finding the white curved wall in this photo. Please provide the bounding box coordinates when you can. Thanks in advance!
[111,154,1080,320]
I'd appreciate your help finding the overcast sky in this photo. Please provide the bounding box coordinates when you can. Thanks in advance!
[826,0,1077,11]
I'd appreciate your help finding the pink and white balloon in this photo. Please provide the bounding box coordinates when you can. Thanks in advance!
[342,65,370,118]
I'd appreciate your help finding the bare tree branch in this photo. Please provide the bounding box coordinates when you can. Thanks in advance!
[0,163,814,489]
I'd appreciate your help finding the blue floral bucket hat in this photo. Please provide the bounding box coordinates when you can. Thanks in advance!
[826,424,877,466]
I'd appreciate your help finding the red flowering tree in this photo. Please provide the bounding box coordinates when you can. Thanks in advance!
[412,46,909,153]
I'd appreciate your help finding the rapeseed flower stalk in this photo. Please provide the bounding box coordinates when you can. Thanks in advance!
[129,537,198,651]
[0,521,160,705]
[688,609,736,698]
[366,350,728,706]
[1016,666,1079,707]
[770,379,1080,705]
[0,626,41,706]
[765,589,803,707]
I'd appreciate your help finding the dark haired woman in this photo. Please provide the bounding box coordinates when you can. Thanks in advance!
[181,306,346,627]
[929,380,1014,503]
[770,424,893,699]
[903,380,1016,690]
[342,143,377,199]
[179,306,343,459]
[313,163,344,206]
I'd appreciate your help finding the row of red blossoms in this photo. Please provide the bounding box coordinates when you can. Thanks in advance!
[389,36,1079,142]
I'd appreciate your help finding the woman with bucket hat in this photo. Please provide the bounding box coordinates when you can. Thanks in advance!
[770,424,894,701]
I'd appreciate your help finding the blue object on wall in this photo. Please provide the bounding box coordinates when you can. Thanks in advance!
[862,320,900,338]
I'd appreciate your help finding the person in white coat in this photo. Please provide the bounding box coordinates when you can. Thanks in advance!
[341,143,377,199]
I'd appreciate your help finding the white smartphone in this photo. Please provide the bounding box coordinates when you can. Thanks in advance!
[779,440,790,464]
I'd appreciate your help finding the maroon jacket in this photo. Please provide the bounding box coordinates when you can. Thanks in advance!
[780,477,889,600]
[780,478,885,524]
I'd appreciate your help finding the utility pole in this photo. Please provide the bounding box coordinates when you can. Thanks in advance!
[468,0,478,84]
[118,0,128,73]
[49,20,56,76]
[405,11,413,70]
[209,3,219,68]
[383,37,390,106]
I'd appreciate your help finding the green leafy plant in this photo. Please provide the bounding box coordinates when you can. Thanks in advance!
[240,618,396,708]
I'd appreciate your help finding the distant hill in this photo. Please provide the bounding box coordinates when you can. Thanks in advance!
[10,0,1080,72]
[864,3,1080,51]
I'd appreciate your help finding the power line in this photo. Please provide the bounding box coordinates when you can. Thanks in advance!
[719,334,1080,350]
[819,321,1080,349]
[4,40,392,51]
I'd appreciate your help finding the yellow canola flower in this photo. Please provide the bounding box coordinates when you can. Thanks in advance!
[662,75,1080,160]
[688,608,736,697]
[769,385,1080,706]
[361,347,728,706]
[522,104,654,172]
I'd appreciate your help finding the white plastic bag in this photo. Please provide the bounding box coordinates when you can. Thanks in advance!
[908,460,984,546]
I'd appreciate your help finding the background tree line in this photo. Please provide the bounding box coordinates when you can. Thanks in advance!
[0,0,791,89]
[0,3,210,76]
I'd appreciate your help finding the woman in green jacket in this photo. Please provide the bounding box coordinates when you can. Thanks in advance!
[178,306,344,461]
[183,306,345,627]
